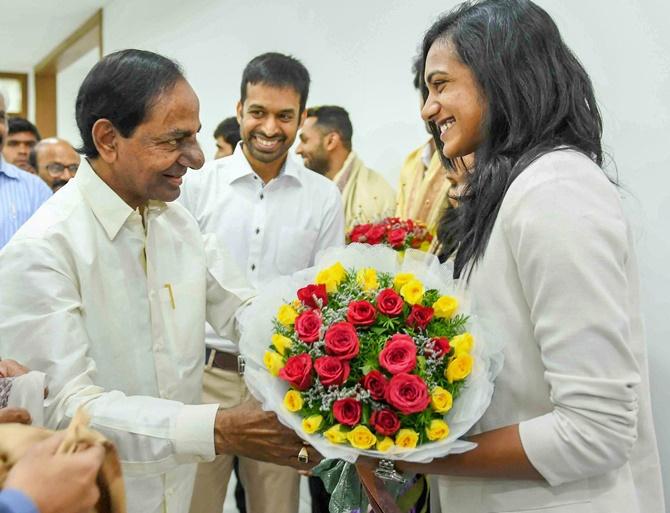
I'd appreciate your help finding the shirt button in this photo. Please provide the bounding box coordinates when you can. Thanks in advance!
[251,264,256,271]
[260,193,264,200]
[255,227,260,234]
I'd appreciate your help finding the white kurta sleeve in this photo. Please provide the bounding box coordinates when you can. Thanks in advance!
[504,154,640,486]
[0,238,218,476]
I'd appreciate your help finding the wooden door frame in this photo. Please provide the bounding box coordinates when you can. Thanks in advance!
[34,10,102,138]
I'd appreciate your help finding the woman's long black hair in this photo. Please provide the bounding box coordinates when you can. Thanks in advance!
[421,0,607,278]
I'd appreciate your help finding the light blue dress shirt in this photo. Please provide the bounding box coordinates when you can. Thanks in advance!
[0,157,51,249]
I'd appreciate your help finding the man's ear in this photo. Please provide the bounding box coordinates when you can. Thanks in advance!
[91,119,118,163]
[236,101,243,125]
[324,131,340,152]
[298,109,307,129]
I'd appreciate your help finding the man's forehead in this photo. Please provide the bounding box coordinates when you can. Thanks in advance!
[244,83,300,109]
[8,131,38,140]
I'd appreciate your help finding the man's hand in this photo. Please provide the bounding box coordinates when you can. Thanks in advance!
[4,432,106,513]
[214,398,321,471]
[0,407,31,424]
[0,359,29,378]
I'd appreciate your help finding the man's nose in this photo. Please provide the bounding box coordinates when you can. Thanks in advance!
[181,140,205,170]
[261,116,279,136]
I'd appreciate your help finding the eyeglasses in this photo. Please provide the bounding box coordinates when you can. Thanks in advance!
[45,163,79,177]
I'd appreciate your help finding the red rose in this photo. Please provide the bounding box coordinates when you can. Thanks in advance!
[370,409,401,436]
[332,398,361,427]
[376,289,404,317]
[379,334,417,374]
[365,224,386,245]
[361,370,388,400]
[387,228,408,249]
[426,337,450,358]
[407,304,434,331]
[294,310,322,342]
[346,300,377,327]
[324,322,360,360]
[278,354,313,391]
[314,356,350,387]
[349,223,372,243]
[384,373,431,415]
[297,284,328,309]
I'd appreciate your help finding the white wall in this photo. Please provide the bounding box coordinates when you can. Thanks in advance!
[56,46,100,146]
[102,0,670,501]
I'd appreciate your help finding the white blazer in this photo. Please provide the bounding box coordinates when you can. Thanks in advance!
[438,150,665,512]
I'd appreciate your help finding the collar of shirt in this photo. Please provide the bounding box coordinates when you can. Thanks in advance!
[332,151,357,193]
[222,143,303,187]
[74,158,167,240]
[0,156,21,180]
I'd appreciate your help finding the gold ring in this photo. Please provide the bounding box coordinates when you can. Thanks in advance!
[298,447,309,464]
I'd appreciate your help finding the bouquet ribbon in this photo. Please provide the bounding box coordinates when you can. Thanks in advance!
[314,459,421,513]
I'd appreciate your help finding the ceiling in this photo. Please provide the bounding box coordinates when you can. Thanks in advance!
[0,0,107,71]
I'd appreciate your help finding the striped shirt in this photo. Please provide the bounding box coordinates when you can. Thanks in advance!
[0,157,51,249]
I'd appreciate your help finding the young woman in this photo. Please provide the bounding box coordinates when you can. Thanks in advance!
[397,1,665,512]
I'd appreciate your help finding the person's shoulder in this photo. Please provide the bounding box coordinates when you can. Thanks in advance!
[502,149,620,220]
[5,184,82,252]
[508,149,612,200]
[292,157,339,194]
[4,162,49,191]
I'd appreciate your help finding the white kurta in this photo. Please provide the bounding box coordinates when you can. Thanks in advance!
[180,145,345,353]
[0,159,255,513]
[438,150,664,512]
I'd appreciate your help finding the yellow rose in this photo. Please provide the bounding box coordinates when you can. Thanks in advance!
[315,262,346,293]
[419,240,431,252]
[400,279,425,305]
[376,436,394,453]
[393,272,415,291]
[451,332,474,355]
[324,424,348,444]
[432,295,459,319]
[356,268,379,291]
[302,415,324,434]
[346,425,377,449]
[277,304,298,326]
[263,350,284,376]
[395,428,419,449]
[272,333,293,355]
[283,390,303,412]
[426,419,450,441]
[446,353,474,383]
[430,386,453,413]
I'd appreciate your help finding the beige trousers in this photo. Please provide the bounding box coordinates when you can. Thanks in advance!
[189,364,300,513]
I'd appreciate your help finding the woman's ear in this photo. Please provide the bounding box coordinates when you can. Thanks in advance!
[91,119,118,163]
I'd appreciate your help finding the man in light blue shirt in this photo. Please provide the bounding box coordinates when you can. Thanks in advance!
[0,93,51,249]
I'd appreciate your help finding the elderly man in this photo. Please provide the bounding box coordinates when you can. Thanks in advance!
[29,138,80,192]
[296,105,395,230]
[0,49,316,513]
[2,117,41,174]
[0,94,51,249]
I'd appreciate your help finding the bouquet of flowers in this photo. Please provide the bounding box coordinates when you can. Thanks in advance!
[238,245,503,511]
[240,245,502,459]
[347,218,433,252]
[264,264,473,453]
